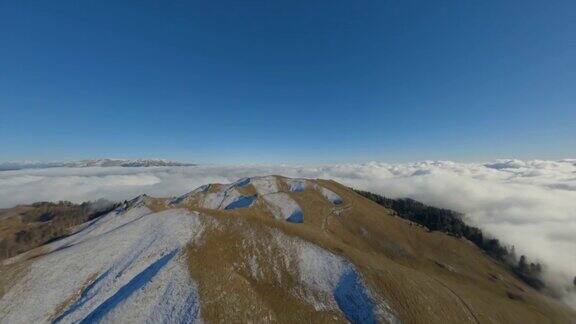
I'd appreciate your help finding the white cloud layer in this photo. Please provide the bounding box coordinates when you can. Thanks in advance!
[1,159,575,306]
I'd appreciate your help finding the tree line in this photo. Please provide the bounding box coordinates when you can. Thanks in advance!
[354,189,545,290]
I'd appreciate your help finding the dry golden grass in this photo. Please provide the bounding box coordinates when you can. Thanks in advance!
[186,216,348,323]
[178,176,575,323]
[1,176,573,323]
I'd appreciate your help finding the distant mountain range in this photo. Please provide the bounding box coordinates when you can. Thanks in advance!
[0,159,195,171]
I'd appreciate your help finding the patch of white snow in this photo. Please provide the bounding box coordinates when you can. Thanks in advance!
[0,208,204,323]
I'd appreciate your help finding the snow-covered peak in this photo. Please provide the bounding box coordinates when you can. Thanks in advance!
[0,159,195,171]
[168,176,344,225]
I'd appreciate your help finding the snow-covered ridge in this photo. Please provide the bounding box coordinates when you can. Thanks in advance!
[3,173,568,321]
[0,206,204,323]
[0,177,390,323]
[170,176,343,224]
[0,159,195,171]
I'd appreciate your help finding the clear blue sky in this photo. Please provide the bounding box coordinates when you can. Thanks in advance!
[1,0,574,163]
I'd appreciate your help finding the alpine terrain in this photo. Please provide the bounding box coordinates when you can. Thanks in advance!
[0,176,574,323]
[0,159,195,171]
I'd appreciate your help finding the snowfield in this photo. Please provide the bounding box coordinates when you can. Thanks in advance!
[251,176,279,195]
[0,207,204,324]
[270,229,397,323]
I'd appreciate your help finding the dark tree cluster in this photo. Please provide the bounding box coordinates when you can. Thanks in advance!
[511,254,545,290]
[354,189,545,290]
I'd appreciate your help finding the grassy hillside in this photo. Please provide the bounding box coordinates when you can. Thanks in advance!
[0,200,118,260]
[354,189,546,291]
[172,176,575,323]
[1,176,573,323]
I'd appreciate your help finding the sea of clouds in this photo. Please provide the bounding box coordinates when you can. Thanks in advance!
[1,159,575,306]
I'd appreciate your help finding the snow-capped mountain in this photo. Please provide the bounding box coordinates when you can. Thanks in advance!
[0,176,573,323]
[0,159,195,171]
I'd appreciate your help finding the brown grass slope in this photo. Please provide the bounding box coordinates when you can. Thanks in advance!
[1,176,573,323]
[0,201,118,261]
[177,176,575,323]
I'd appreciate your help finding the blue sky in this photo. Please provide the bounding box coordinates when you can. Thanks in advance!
[1,0,574,163]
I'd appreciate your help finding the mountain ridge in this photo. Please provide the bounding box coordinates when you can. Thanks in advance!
[0,176,574,323]
[0,159,195,171]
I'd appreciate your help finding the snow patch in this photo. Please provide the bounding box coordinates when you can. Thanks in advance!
[170,184,210,205]
[287,179,307,192]
[320,187,343,205]
[224,195,257,210]
[271,230,395,322]
[262,192,303,223]
[201,186,242,210]
[286,211,304,223]
[334,268,376,324]
[232,177,251,188]
[251,176,279,195]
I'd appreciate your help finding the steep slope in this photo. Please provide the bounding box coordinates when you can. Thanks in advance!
[0,200,118,261]
[0,176,574,323]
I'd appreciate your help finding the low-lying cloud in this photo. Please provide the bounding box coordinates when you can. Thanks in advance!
[1,159,575,306]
